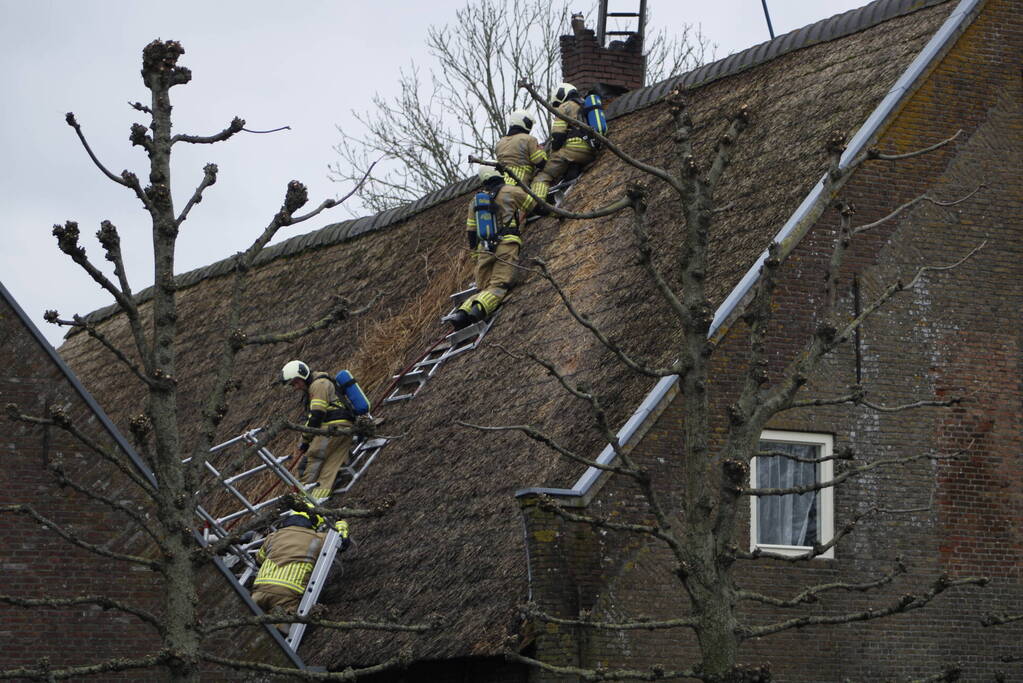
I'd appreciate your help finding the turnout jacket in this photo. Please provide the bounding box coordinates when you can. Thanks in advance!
[301,372,353,450]
[551,99,592,152]
[253,526,326,595]
[495,132,547,187]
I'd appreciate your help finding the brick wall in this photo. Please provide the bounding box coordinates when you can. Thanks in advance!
[0,292,282,679]
[525,0,1023,679]
[0,293,166,677]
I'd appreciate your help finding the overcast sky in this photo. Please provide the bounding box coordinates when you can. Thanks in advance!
[1,0,870,347]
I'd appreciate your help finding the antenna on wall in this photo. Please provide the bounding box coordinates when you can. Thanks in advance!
[761,0,776,39]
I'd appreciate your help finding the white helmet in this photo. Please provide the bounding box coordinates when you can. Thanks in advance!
[551,82,578,107]
[507,109,535,133]
[280,360,311,384]
[478,167,503,183]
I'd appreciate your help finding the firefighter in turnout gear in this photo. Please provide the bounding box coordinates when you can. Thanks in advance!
[525,83,596,213]
[450,110,546,330]
[281,360,353,500]
[251,506,351,633]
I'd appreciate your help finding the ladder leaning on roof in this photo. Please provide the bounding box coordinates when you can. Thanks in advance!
[189,428,348,651]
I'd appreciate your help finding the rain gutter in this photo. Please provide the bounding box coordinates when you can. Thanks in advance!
[516,0,983,503]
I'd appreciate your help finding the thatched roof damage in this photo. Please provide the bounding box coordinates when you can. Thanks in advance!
[59,0,956,667]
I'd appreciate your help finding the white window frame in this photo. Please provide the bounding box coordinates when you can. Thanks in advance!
[750,430,835,559]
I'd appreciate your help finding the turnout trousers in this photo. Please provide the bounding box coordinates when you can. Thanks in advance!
[252,584,302,633]
[462,184,527,317]
[528,143,596,211]
[302,434,351,500]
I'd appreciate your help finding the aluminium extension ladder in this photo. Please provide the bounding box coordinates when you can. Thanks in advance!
[385,286,498,403]
[192,428,356,650]
[382,175,580,405]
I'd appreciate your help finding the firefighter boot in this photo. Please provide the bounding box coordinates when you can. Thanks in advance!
[466,301,488,325]
[448,309,473,331]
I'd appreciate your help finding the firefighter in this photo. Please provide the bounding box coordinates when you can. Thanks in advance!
[524,82,596,213]
[450,110,546,329]
[251,507,350,633]
[280,360,353,500]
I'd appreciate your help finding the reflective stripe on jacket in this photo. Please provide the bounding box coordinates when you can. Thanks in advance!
[552,100,592,150]
[303,373,353,444]
[253,526,325,595]
[495,133,546,186]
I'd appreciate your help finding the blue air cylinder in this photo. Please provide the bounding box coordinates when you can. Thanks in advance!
[582,94,607,135]
[335,370,371,415]
[474,192,499,242]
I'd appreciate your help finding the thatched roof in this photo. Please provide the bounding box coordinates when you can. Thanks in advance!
[59,0,956,667]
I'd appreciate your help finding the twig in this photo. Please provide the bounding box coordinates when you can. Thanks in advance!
[741,575,988,639]
[0,504,161,570]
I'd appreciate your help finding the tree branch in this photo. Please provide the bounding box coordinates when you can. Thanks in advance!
[522,603,697,631]
[851,186,983,236]
[176,163,219,226]
[458,420,638,476]
[0,595,164,635]
[855,129,962,165]
[518,79,684,195]
[532,493,667,539]
[0,652,170,681]
[531,257,678,377]
[738,560,906,607]
[743,449,965,497]
[43,312,154,387]
[0,504,161,570]
[200,652,410,681]
[741,575,988,639]
[505,651,702,682]
[64,113,150,209]
[45,455,169,554]
[6,405,157,497]
[200,613,436,636]
[171,116,244,144]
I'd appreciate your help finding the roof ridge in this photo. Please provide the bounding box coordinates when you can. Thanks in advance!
[71,0,950,333]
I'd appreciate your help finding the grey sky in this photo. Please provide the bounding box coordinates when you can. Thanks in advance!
[1,0,868,347]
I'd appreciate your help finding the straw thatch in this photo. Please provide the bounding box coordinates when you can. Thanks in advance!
[58,0,955,667]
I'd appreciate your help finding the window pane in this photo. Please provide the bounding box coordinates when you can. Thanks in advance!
[756,441,819,546]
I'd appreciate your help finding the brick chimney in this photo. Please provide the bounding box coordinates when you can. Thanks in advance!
[560,13,646,99]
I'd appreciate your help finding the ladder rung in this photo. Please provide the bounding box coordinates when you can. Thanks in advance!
[394,370,427,385]
[606,30,636,35]
[606,12,640,16]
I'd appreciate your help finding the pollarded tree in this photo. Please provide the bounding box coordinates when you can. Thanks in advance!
[1,40,432,682]
[329,0,713,213]
[463,80,990,681]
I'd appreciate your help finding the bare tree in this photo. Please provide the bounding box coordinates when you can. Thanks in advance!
[1,40,431,682]
[462,81,989,681]
[328,0,713,214]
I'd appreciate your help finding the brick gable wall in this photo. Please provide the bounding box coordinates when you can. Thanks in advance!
[522,0,1023,679]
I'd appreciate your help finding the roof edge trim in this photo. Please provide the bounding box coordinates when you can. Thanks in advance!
[517,0,984,501]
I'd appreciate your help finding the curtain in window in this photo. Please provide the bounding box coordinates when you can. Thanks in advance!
[756,441,818,546]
